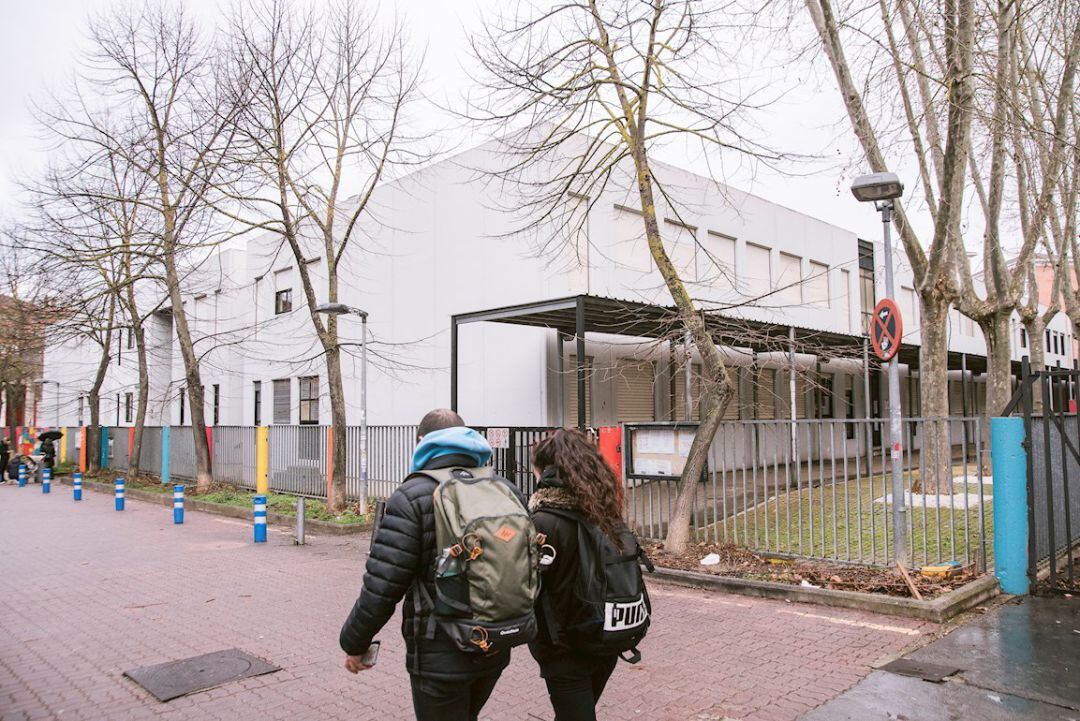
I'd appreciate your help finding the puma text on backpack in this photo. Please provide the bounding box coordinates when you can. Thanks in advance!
[541,510,654,663]
[412,466,541,655]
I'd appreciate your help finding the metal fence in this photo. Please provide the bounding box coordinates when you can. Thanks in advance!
[348,425,418,500]
[1029,414,1080,581]
[139,427,163,476]
[169,427,198,481]
[624,418,989,570]
[110,428,130,472]
[213,426,257,488]
[268,425,328,497]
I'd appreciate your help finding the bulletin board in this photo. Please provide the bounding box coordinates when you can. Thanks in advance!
[630,427,697,477]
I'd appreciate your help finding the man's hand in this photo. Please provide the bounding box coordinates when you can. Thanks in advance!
[344,653,373,674]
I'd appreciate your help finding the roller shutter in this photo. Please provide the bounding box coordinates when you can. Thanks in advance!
[615,359,656,422]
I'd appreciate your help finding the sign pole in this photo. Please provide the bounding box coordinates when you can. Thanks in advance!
[880,200,907,568]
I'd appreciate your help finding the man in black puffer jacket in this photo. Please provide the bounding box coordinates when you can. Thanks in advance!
[339,409,515,721]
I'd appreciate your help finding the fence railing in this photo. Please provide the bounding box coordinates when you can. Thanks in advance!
[623,418,990,570]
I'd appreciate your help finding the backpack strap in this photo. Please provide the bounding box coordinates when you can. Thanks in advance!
[620,647,642,665]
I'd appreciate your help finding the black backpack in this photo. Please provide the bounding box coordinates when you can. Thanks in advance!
[540,509,654,663]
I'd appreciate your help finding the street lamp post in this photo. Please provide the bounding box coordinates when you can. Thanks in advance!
[851,172,908,568]
[314,303,369,512]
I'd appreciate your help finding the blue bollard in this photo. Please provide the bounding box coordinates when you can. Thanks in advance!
[42,467,51,494]
[73,472,82,502]
[253,494,267,543]
[17,464,26,487]
[115,478,125,511]
[173,485,185,524]
[992,417,1030,595]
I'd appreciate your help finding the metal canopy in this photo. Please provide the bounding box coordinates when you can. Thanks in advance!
[449,294,991,427]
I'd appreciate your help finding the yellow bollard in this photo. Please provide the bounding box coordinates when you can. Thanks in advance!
[255,426,269,495]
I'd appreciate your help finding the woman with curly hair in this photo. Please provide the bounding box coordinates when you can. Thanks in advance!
[528,428,648,721]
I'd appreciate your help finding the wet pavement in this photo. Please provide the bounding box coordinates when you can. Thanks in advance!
[802,595,1080,720]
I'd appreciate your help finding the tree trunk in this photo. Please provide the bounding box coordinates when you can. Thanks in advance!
[325,340,348,512]
[162,254,213,490]
[1022,316,1046,414]
[980,311,1013,464]
[918,296,950,493]
[127,313,149,482]
[628,151,733,554]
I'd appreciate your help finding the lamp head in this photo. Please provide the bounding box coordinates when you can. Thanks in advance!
[851,172,904,202]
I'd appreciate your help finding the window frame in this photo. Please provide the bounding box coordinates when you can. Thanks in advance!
[274,288,293,315]
[298,375,319,425]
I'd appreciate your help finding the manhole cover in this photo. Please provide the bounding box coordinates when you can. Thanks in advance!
[880,658,963,683]
[124,648,279,701]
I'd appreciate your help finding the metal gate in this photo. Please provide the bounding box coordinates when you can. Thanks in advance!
[1005,358,1080,590]
[472,426,558,498]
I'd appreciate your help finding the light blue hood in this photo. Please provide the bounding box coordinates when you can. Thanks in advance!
[410,427,493,472]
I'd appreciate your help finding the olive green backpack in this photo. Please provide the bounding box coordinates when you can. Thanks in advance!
[411,465,541,655]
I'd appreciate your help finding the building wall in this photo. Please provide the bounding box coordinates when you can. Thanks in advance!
[38,139,1079,429]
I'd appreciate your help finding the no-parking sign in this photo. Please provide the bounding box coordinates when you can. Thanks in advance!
[871,299,903,361]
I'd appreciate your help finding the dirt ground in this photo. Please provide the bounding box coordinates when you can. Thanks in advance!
[645,540,981,598]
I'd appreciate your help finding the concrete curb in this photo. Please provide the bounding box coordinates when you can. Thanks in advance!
[650,567,1000,623]
[57,476,372,536]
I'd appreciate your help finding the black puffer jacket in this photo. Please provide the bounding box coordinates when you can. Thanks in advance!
[339,453,518,681]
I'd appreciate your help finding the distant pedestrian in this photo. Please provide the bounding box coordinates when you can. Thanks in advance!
[0,438,9,483]
[339,409,539,721]
[528,429,653,721]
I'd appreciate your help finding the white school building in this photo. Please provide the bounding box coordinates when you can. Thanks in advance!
[37,139,1077,433]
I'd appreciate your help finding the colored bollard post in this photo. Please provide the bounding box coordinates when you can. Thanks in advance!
[17,464,26,487]
[173,485,185,524]
[73,472,83,502]
[42,467,51,494]
[115,478,125,511]
[253,495,267,543]
[991,417,1030,595]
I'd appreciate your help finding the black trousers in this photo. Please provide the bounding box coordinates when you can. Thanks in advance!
[410,671,502,721]
[542,654,619,721]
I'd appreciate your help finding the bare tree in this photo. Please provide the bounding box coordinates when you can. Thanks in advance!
[469,0,786,553]
[28,144,160,479]
[220,0,421,511]
[41,4,244,489]
[804,0,1079,485]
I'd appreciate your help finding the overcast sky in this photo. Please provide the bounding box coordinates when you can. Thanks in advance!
[0,0,892,245]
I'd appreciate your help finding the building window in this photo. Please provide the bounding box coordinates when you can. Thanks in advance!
[1046,329,1052,352]
[124,393,133,423]
[127,329,135,350]
[275,289,293,314]
[273,379,291,424]
[179,386,186,426]
[116,394,121,425]
[1020,328,1028,348]
[253,381,262,426]
[212,384,220,425]
[299,376,319,425]
[77,396,84,426]
[858,240,875,334]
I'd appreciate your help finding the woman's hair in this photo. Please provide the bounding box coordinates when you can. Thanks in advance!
[532,429,622,545]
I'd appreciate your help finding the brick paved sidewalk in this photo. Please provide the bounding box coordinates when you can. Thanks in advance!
[0,485,936,721]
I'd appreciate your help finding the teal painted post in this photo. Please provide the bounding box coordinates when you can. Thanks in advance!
[100,427,109,470]
[991,417,1030,595]
[161,426,171,484]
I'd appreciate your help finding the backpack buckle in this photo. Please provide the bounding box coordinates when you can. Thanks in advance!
[463,533,483,561]
[469,626,492,653]
[448,544,463,558]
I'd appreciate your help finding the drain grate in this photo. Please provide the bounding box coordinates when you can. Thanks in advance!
[879,658,963,683]
[124,648,279,702]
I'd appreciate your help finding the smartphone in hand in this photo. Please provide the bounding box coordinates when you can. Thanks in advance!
[361,641,381,667]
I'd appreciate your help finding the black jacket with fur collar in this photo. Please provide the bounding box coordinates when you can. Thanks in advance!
[528,469,610,668]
